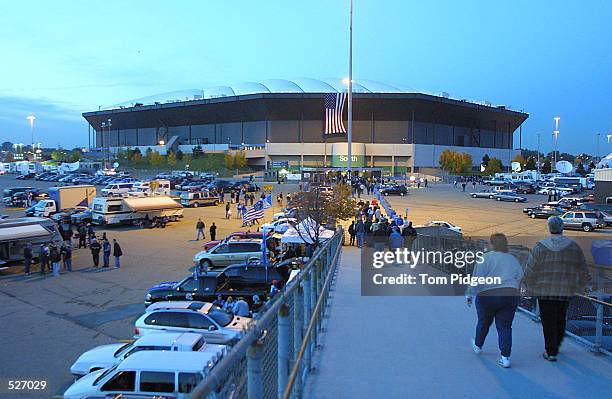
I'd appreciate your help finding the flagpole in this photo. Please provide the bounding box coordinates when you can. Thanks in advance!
[347,0,353,182]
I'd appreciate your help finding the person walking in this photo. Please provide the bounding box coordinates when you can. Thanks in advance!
[209,222,217,241]
[90,238,101,267]
[461,181,467,192]
[196,218,205,240]
[355,219,366,248]
[61,241,72,272]
[113,239,123,268]
[466,233,523,368]
[348,221,356,246]
[39,243,49,275]
[102,239,111,268]
[50,245,61,277]
[225,202,231,219]
[78,224,87,248]
[523,216,590,362]
[23,243,32,275]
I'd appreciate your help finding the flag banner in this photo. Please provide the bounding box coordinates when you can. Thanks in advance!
[263,195,272,209]
[243,199,265,223]
[324,92,347,134]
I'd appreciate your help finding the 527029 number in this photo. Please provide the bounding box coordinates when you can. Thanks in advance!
[8,380,47,390]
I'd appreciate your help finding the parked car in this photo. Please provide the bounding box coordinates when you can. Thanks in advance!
[193,240,263,270]
[71,209,93,224]
[232,181,259,192]
[50,206,88,223]
[63,350,223,399]
[422,221,462,233]
[16,173,36,180]
[527,206,565,219]
[470,189,497,199]
[261,217,296,232]
[513,183,536,194]
[202,231,264,251]
[560,211,605,232]
[379,184,408,196]
[596,211,612,226]
[101,182,133,196]
[134,301,251,344]
[493,192,527,202]
[69,332,226,379]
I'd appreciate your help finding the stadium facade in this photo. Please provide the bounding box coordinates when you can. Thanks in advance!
[82,78,528,174]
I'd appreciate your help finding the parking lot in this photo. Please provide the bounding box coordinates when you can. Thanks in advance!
[0,176,608,398]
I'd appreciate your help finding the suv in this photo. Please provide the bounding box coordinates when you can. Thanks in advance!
[69,332,226,379]
[134,301,251,344]
[379,184,408,196]
[560,211,605,232]
[193,240,263,270]
[63,350,222,399]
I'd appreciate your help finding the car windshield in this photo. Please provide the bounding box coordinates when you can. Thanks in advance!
[207,306,233,327]
[93,364,117,385]
[113,342,133,358]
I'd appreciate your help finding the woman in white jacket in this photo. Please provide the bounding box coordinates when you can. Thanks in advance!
[466,233,523,368]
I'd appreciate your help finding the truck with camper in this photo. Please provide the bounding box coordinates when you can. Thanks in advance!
[0,217,63,264]
[91,195,183,225]
[33,185,96,217]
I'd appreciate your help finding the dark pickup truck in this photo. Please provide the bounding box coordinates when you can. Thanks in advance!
[144,258,301,307]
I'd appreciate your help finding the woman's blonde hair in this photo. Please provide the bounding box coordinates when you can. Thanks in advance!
[490,233,508,253]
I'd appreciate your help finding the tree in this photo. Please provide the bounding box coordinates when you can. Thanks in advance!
[69,149,83,163]
[51,150,66,162]
[485,157,503,174]
[1,142,13,152]
[588,161,596,170]
[438,149,472,174]
[149,151,164,167]
[192,145,204,159]
[512,154,526,169]
[183,154,193,167]
[4,152,14,162]
[524,156,537,171]
[224,153,235,170]
[176,149,184,161]
[575,162,587,176]
[542,160,552,174]
[233,151,247,170]
[482,154,490,167]
[167,151,177,167]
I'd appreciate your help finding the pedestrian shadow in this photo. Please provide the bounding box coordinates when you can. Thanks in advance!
[79,267,115,274]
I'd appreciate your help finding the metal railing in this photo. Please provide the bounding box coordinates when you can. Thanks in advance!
[189,228,344,399]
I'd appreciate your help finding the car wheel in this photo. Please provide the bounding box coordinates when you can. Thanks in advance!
[496,197,501,201]
[472,194,477,198]
[582,223,593,232]
[515,199,520,202]
[193,202,199,208]
[400,192,405,196]
[200,259,213,270]
[530,213,536,219]
[489,195,494,199]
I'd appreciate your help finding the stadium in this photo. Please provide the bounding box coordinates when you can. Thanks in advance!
[82,78,528,174]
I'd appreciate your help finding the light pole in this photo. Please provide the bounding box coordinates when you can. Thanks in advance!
[346,0,353,182]
[537,133,541,174]
[26,115,35,157]
[552,116,560,170]
[607,133,612,145]
[596,132,601,159]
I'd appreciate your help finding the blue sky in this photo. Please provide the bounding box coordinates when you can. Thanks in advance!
[0,0,610,154]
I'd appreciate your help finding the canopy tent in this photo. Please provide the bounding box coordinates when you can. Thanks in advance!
[0,224,50,242]
[123,196,182,212]
[281,218,335,244]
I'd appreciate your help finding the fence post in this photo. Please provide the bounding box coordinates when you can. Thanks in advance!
[247,340,264,399]
[292,285,304,399]
[302,271,312,374]
[278,303,290,399]
[311,260,319,343]
[594,302,603,352]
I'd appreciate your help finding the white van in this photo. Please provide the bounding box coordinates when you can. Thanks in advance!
[130,180,171,196]
[63,351,220,399]
[101,182,133,196]
[70,332,226,379]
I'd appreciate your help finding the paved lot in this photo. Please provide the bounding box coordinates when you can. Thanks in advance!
[0,177,608,397]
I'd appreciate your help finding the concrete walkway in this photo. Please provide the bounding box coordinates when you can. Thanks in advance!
[305,247,612,399]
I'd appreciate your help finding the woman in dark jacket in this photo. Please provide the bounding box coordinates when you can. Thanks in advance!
[113,239,123,268]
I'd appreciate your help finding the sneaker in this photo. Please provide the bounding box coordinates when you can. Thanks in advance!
[542,352,557,362]
[498,356,511,368]
[471,338,482,355]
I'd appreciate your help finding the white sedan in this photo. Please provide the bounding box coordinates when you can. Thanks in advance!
[262,217,296,233]
[423,220,462,233]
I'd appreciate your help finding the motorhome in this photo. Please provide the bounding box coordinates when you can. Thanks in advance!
[91,196,183,225]
[552,176,590,190]
[493,171,540,183]
[0,217,63,264]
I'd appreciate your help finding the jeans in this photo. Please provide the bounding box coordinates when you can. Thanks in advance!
[103,252,110,267]
[349,234,355,246]
[92,253,100,267]
[538,299,570,356]
[114,256,121,268]
[356,233,365,248]
[52,261,60,276]
[475,289,519,357]
[24,257,31,274]
[196,229,204,240]
[63,259,72,271]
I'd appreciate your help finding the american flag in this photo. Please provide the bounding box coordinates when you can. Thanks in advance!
[324,92,347,134]
[243,199,266,223]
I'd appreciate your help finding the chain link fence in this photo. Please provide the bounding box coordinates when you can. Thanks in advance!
[189,229,343,399]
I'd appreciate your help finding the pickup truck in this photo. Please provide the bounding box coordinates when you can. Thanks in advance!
[144,258,301,307]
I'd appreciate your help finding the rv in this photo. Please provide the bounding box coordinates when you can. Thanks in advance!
[33,185,96,217]
[493,171,540,183]
[0,217,63,264]
[91,196,183,225]
[552,176,590,190]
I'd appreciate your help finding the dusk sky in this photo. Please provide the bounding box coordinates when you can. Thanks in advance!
[0,0,610,155]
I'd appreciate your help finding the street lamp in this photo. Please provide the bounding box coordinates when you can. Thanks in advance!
[596,132,601,158]
[26,115,35,152]
[158,140,165,146]
[552,116,560,169]
[346,0,353,182]
[607,133,612,144]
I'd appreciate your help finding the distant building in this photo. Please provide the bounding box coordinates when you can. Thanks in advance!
[82,78,528,175]
[594,168,612,203]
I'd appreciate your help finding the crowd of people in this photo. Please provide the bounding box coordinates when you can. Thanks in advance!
[23,222,124,276]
